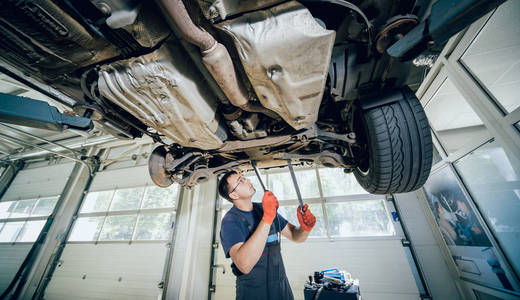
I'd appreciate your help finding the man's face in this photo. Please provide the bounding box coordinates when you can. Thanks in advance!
[456,200,469,216]
[227,173,256,200]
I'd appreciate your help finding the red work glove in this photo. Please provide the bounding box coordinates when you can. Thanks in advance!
[297,204,316,232]
[262,191,279,224]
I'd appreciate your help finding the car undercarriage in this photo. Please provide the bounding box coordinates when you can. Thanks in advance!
[0,0,504,193]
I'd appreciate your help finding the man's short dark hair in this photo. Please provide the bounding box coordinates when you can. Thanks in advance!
[218,170,238,202]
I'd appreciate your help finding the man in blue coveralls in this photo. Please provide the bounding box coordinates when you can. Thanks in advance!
[218,170,317,300]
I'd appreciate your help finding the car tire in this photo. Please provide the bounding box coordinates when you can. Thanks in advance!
[354,88,432,194]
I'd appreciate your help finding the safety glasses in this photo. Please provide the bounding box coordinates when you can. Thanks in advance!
[229,176,246,195]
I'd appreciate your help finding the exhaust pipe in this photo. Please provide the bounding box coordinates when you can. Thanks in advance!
[156,0,279,119]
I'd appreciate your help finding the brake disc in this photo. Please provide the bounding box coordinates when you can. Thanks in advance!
[148,146,174,187]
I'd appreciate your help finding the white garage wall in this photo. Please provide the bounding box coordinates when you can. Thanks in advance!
[214,238,419,300]
[44,243,167,300]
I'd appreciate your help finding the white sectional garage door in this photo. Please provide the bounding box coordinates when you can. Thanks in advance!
[2,162,75,201]
[0,162,75,294]
[44,243,168,300]
[44,164,177,300]
[88,165,154,192]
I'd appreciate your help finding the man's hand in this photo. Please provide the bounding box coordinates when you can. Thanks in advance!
[262,191,279,224]
[297,204,316,232]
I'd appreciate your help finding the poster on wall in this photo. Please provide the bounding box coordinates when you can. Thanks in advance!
[422,165,514,291]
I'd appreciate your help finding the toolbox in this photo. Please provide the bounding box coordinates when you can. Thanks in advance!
[303,269,361,300]
[304,284,360,300]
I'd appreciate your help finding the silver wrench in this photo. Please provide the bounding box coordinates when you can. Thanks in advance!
[251,160,305,216]
[286,160,305,216]
[251,160,267,192]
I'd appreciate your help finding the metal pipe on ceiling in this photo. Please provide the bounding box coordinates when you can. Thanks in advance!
[0,123,81,156]
[0,132,94,174]
[1,135,118,161]
[0,135,25,149]
[0,133,90,170]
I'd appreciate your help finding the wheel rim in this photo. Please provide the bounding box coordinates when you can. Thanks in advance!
[356,165,370,176]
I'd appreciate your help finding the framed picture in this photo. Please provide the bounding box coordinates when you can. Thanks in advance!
[422,165,514,291]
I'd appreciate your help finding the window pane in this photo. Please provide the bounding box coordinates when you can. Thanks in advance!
[268,170,320,200]
[455,140,520,275]
[326,200,394,237]
[10,199,37,218]
[31,196,59,217]
[133,212,172,240]
[268,172,297,200]
[99,215,137,240]
[109,188,145,211]
[460,0,520,113]
[68,217,104,241]
[277,205,299,228]
[277,204,326,237]
[141,185,177,209]
[80,191,113,213]
[421,165,516,290]
[245,174,267,204]
[319,168,367,197]
[425,78,488,154]
[307,204,326,237]
[0,221,24,242]
[297,170,320,198]
[17,220,46,242]
[0,201,16,219]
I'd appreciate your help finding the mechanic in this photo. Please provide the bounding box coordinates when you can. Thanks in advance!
[218,170,317,300]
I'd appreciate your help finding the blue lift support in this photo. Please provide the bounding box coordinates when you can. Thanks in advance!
[0,92,93,132]
[388,0,506,60]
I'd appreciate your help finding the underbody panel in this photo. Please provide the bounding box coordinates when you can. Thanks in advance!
[98,40,225,150]
[218,1,335,130]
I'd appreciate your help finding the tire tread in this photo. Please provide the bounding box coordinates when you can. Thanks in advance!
[354,88,433,194]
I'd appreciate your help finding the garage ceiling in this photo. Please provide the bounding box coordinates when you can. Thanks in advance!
[0,73,112,162]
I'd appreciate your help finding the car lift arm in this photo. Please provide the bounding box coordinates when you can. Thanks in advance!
[387,0,506,60]
[0,92,93,132]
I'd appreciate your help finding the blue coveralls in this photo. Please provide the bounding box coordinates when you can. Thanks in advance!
[221,203,294,300]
